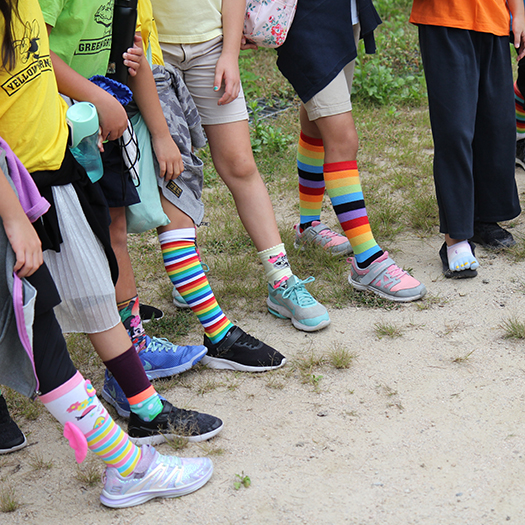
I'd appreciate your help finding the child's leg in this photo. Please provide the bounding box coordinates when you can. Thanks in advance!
[301,65,426,301]
[107,206,207,378]
[157,198,285,371]
[161,39,330,331]
[294,125,352,256]
[35,316,212,508]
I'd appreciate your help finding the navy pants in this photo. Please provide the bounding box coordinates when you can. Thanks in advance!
[419,25,520,239]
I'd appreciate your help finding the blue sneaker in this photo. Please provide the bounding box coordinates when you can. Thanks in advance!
[267,275,330,332]
[139,336,207,380]
[102,371,131,418]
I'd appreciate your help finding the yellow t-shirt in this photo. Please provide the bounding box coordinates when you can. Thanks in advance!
[151,0,222,45]
[136,0,164,66]
[0,0,68,172]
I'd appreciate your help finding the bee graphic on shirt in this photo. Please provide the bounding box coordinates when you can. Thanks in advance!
[13,20,40,63]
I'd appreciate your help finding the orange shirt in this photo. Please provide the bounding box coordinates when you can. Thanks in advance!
[410,0,510,37]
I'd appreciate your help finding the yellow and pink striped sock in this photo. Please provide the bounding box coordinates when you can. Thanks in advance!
[40,372,141,477]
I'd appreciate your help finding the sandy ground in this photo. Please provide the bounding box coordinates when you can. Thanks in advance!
[3,171,525,525]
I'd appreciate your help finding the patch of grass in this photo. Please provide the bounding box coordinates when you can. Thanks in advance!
[195,377,225,396]
[164,434,190,452]
[29,453,53,471]
[501,316,525,339]
[2,388,43,421]
[0,485,20,513]
[374,321,404,339]
[197,442,225,456]
[327,343,356,369]
[75,460,102,487]
[145,309,198,340]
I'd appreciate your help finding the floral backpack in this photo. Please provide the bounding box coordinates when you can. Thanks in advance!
[244,0,298,48]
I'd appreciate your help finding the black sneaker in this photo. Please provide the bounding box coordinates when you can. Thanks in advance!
[127,399,223,445]
[0,395,27,454]
[470,222,516,250]
[202,325,286,372]
[139,303,164,323]
[517,139,525,170]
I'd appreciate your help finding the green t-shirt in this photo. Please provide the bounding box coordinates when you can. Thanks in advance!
[39,0,114,78]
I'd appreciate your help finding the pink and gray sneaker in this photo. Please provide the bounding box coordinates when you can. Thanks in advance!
[294,221,353,256]
[348,251,426,302]
[100,444,213,508]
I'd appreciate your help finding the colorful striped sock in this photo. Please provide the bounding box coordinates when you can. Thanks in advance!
[515,82,525,139]
[117,296,147,352]
[324,161,383,267]
[40,372,141,477]
[159,229,233,344]
[298,132,325,227]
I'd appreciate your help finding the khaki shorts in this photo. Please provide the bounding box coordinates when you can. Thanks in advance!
[304,24,361,121]
[160,36,249,126]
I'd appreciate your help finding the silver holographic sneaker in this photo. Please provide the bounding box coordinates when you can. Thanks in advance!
[100,445,213,508]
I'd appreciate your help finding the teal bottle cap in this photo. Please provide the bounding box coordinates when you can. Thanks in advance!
[66,102,99,148]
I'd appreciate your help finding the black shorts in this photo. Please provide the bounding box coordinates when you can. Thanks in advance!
[98,140,140,208]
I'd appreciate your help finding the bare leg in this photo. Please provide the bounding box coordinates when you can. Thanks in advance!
[109,207,138,303]
[204,121,281,251]
[157,194,194,233]
[300,105,359,162]
[88,323,132,361]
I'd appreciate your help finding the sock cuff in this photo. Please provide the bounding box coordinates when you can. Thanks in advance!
[324,160,358,173]
[258,242,286,257]
[128,385,157,405]
[40,371,83,403]
[103,345,136,368]
[158,228,196,244]
[117,295,138,310]
[300,131,324,148]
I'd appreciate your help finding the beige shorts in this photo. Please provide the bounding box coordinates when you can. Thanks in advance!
[304,24,361,121]
[160,36,249,126]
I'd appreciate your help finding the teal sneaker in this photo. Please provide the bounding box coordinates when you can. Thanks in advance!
[267,275,330,332]
[172,287,190,309]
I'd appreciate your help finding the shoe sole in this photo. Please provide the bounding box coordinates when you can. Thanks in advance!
[101,388,131,419]
[267,300,331,332]
[0,435,27,455]
[469,234,516,250]
[516,157,525,170]
[143,347,207,381]
[348,275,427,303]
[201,354,287,372]
[129,421,224,446]
[100,462,213,508]
[293,239,353,257]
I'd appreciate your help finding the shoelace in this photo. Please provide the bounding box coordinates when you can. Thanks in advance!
[282,276,316,306]
[383,263,407,280]
[318,228,342,240]
[236,331,261,349]
[144,336,176,353]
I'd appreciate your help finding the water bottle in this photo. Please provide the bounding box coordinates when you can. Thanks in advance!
[106,0,138,85]
[66,102,104,183]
